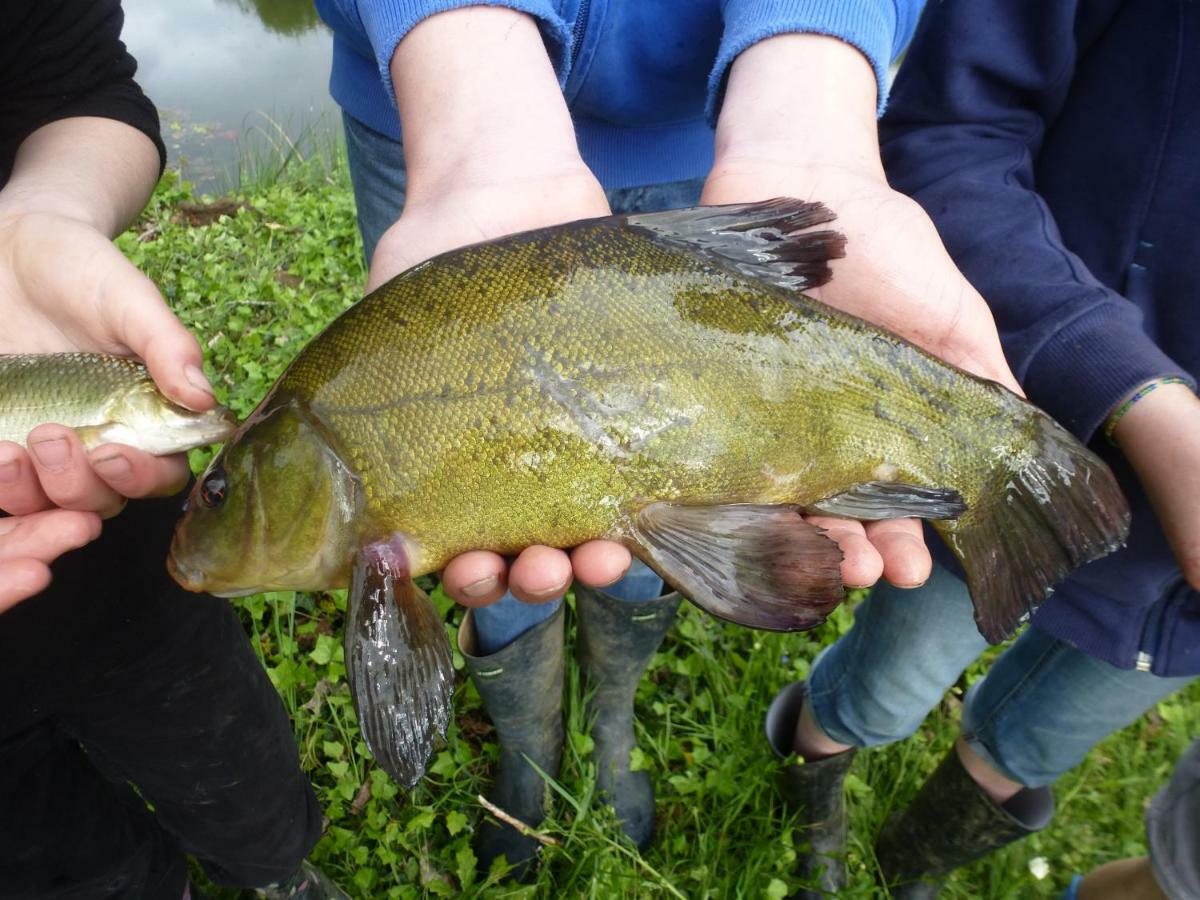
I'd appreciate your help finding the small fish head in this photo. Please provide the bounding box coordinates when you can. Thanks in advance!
[169,401,360,596]
[103,382,238,455]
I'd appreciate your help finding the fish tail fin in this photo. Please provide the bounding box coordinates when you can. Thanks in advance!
[936,415,1130,643]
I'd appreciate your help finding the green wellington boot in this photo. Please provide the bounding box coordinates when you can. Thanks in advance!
[765,681,857,898]
[875,746,1055,898]
[574,585,681,850]
[459,603,566,879]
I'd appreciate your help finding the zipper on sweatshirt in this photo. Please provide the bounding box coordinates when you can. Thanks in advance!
[570,0,592,66]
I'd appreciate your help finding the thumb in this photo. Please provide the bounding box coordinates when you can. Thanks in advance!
[105,263,215,411]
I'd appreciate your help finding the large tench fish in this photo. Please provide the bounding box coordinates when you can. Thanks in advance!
[167,200,1129,788]
[0,353,236,453]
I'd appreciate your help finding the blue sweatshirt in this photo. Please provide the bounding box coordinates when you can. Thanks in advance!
[882,1,1200,675]
[313,0,923,188]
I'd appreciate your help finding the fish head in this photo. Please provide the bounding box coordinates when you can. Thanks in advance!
[168,401,361,596]
[83,381,239,455]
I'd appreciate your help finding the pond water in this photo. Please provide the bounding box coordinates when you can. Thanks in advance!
[122,0,340,194]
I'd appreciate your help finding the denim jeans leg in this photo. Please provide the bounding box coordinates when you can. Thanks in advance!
[961,627,1196,786]
[807,563,990,747]
[342,112,408,266]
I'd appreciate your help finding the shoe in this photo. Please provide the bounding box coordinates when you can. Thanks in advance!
[459,603,566,879]
[875,746,1054,898]
[765,680,856,899]
[574,586,681,850]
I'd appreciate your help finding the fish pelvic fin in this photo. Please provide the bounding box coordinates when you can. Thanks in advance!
[629,502,845,631]
[936,414,1131,644]
[808,481,967,520]
[623,199,846,292]
[346,536,454,788]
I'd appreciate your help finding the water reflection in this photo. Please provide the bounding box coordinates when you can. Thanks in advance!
[215,0,322,35]
[122,0,337,193]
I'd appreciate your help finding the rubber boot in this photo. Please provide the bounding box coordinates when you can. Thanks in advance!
[574,586,681,850]
[765,681,857,899]
[459,603,565,880]
[875,746,1055,898]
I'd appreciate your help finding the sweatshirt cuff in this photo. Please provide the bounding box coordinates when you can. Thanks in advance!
[708,0,898,124]
[1022,304,1196,443]
[356,0,572,110]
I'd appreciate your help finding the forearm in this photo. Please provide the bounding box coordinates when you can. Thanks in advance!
[712,33,883,177]
[0,117,160,238]
[390,6,584,200]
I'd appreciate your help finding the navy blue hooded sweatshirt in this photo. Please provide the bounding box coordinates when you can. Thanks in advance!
[881,0,1199,675]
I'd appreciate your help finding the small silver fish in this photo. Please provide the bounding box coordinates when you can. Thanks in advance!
[0,353,237,454]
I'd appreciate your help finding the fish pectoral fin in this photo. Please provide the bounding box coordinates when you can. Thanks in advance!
[623,199,845,292]
[345,537,454,788]
[630,502,844,632]
[807,482,967,521]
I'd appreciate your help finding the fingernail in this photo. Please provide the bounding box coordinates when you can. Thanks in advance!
[31,437,70,467]
[0,459,18,483]
[185,365,215,397]
[461,576,498,599]
[525,581,569,602]
[92,454,133,480]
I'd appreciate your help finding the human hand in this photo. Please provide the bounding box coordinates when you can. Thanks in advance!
[0,507,101,613]
[1113,383,1200,589]
[696,33,1028,592]
[0,118,215,520]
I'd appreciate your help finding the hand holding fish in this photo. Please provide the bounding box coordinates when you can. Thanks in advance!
[0,117,216,520]
[1113,382,1200,590]
[0,508,101,613]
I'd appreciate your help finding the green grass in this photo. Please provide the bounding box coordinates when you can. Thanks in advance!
[118,157,1200,899]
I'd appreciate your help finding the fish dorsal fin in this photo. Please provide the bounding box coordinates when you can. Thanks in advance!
[628,502,845,632]
[623,199,847,292]
[345,536,454,788]
[808,482,967,521]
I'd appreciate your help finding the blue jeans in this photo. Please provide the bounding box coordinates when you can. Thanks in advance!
[807,564,1196,786]
[343,112,705,654]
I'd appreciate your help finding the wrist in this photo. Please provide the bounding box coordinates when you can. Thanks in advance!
[1112,381,1200,454]
[391,6,583,200]
[713,33,884,179]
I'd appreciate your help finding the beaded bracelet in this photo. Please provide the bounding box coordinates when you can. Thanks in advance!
[1103,376,1190,446]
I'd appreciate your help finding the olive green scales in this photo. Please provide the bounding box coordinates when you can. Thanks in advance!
[169,200,1129,788]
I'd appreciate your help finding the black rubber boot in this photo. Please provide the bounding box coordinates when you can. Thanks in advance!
[459,604,565,880]
[875,746,1055,898]
[765,681,856,899]
[574,586,681,850]
[256,861,350,899]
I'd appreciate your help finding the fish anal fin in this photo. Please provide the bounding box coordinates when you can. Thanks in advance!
[624,199,847,292]
[809,482,967,521]
[345,535,454,788]
[629,502,845,632]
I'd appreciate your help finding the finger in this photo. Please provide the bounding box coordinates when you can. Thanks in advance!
[0,509,102,612]
[0,560,51,613]
[804,515,883,588]
[25,425,126,518]
[0,441,52,515]
[570,540,632,588]
[441,550,508,607]
[0,508,103,562]
[863,519,931,588]
[102,261,215,412]
[508,545,572,604]
[88,446,191,499]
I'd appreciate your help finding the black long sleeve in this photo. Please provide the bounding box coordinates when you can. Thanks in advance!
[0,0,166,186]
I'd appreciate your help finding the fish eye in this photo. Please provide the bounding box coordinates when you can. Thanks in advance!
[200,468,227,509]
